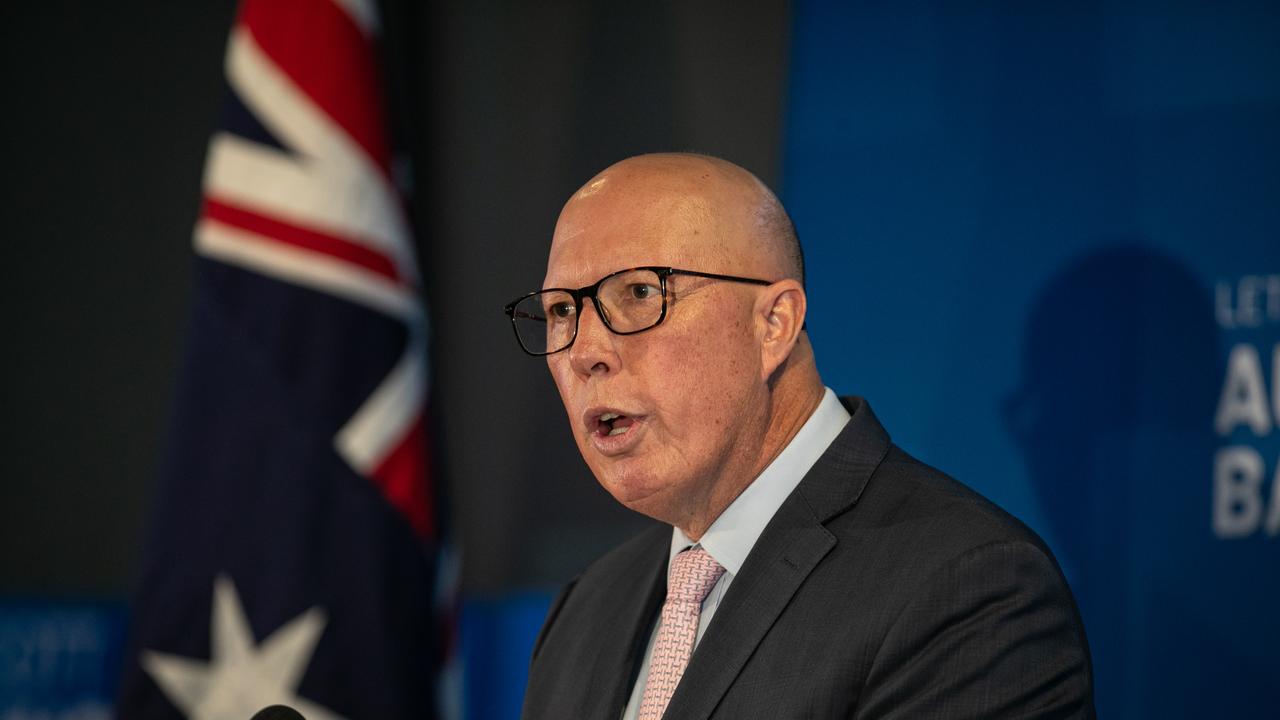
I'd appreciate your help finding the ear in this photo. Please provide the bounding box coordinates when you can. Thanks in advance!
[755,279,807,380]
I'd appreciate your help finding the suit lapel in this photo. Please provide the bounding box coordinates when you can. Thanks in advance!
[661,397,892,719]
[584,526,669,719]
[664,505,835,719]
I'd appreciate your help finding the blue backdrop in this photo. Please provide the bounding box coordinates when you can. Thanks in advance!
[5,4,1277,720]
[784,1,1279,716]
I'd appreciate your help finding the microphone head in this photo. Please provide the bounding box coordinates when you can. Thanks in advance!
[249,706,305,720]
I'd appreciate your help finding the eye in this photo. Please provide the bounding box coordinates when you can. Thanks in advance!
[627,283,659,300]
[549,301,576,318]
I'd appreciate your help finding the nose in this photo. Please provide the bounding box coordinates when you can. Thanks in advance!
[567,299,619,377]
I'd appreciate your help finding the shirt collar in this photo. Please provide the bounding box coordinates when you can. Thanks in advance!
[670,388,851,574]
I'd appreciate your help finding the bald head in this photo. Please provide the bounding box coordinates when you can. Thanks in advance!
[552,153,803,287]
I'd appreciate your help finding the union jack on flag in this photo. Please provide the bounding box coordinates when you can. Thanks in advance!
[117,0,451,718]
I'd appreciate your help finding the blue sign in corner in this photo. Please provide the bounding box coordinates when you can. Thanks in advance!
[0,599,128,719]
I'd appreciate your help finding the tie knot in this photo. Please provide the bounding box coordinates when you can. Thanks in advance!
[667,547,725,605]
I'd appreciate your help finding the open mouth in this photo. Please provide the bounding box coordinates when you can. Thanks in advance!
[596,411,636,437]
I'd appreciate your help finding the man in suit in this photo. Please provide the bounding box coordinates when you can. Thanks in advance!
[511,153,1094,718]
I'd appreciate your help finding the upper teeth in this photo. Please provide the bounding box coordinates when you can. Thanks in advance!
[600,412,621,422]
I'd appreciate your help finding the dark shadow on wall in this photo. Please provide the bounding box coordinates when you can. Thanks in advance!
[1004,244,1273,717]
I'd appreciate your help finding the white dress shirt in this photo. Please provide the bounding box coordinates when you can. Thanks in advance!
[621,388,851,720]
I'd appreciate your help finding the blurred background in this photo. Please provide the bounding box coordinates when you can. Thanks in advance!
[2,0,1277,718]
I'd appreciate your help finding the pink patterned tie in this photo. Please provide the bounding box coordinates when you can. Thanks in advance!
[638,546,726,720]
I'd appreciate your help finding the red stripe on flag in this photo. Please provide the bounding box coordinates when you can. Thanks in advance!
[238,0,391,174]
[203,197,401,283]
[370,410,434,540]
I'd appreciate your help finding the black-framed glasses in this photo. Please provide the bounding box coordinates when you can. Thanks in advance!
[503,266,773,356]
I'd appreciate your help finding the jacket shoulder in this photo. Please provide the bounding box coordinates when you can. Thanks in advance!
[522,523,668,719]
[857,444,1054,556]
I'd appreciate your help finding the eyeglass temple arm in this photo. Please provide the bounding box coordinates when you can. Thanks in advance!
[667,268,773,286]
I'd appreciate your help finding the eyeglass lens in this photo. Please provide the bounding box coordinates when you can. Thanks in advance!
[510,268,666,354]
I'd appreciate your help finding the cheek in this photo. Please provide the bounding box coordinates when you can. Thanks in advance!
[644,328,756,438]
[547,358,579,419]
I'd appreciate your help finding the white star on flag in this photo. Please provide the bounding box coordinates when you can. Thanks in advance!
[142,575,347,720]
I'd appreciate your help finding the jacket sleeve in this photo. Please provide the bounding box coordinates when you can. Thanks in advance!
[855,540,1095,719]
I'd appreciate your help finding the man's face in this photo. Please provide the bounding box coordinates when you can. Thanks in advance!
[543,170,772,528]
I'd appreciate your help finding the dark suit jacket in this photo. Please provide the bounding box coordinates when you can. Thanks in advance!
[522,397,1094,719]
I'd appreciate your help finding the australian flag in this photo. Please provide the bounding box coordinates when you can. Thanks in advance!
[116,1,451,718]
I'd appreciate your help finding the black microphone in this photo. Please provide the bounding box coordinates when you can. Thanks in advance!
[249,706,305,720]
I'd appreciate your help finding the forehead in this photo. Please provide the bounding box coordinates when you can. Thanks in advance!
[544,182,730,288]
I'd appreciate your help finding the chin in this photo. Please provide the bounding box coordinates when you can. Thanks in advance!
[595,464,673,518]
